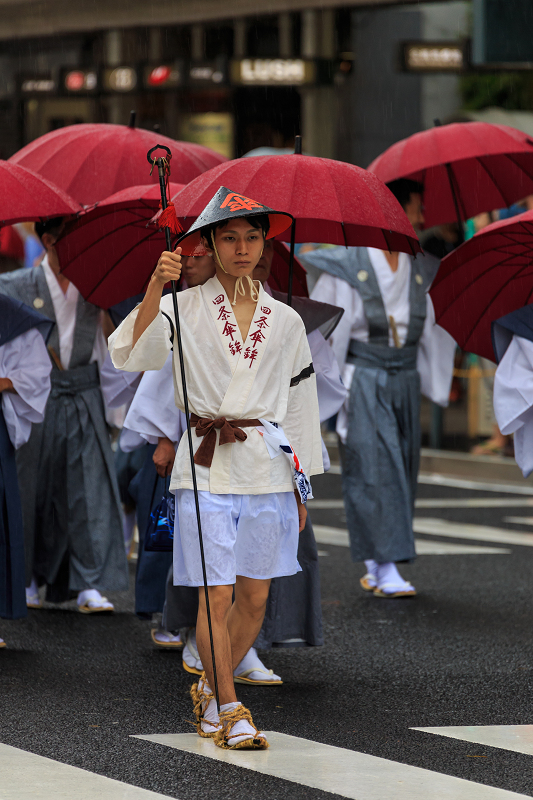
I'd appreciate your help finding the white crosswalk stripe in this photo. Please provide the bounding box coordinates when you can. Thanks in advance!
[313,525,511,554]
[414,518,533,547]
[0,743,167,799]
[411,726,533,758]
[308,498,533,510]
[133,732,530,799]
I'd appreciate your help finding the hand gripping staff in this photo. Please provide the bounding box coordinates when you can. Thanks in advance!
[147,144,220,710]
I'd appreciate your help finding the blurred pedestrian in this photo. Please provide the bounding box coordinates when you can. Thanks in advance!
[302,179,455,598]
[0,217,128,613]
[0,295,51,647]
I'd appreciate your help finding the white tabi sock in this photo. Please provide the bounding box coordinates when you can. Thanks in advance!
[234,647,282,683]
[197,676,220,735]
[376,562,415,594]
[183,628,204,672]
[365,559,378,577]
[220,702,267,746]
[77,589,114,610]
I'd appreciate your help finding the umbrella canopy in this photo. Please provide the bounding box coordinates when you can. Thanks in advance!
[171,154,421,256]
[10,122,226,206]
[368,122,533,228]
[430,208,533,361]
[56,182,184,309]
[0,161,81,226]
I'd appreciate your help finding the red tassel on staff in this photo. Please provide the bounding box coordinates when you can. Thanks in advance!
[157,201,183,235]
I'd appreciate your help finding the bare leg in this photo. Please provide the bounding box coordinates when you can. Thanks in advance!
[196,584,235,705]
[196,578,271,704]
[228,576,271,670]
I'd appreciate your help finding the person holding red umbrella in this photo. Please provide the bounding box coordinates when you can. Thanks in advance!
[303,179,456,598]
[0,217,128,614]
[109,188,323,750]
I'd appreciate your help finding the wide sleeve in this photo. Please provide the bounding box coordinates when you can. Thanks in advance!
[124,354,184,445]
[100,351,141,408]
[417,295,456,407]
[307,328,347,422]
[1,327,51,449]
[310,272,357,370]
[281,324,323,480]
[108,304,172,373]
[494,335,533,477]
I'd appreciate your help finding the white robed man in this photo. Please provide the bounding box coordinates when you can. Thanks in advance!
[493,304,533,478]
[0,295,52,647]
[109,188,323,750]
[0,217,128,613]
[302,179,455,597]
[123,241,344,684]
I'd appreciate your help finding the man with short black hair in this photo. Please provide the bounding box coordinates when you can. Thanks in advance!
[303,179,455,598]
[0,217,128,612]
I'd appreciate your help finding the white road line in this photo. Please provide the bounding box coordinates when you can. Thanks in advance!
[414,518,533,547]
[134,732,530,799]
[412,726,533,758]
[324,466,533,495]
[313,525,510,554]
[309,498,533,510]
[504,517,533,526]
[0,743,167,800]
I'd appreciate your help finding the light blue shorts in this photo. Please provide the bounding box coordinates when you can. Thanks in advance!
[173,490,300,586]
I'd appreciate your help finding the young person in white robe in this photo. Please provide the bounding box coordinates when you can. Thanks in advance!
[109,188,323,750]
[0,295,52,647]
[302,180,455,598]
[124,241,345,685]
[0,218,128,614]
[493,305,533,478]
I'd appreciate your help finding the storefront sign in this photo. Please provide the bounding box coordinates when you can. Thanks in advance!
[402,42,466,72]
[231,59,316,86]
[144,64,182,90]
[20,77,56,94]
[62,70,98,93]
[180,113,233,159]
[103,67,138,92]
[188,62,227,86]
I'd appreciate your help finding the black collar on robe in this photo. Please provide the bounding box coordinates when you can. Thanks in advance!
[492,303,533,364]
[0,293,54,347]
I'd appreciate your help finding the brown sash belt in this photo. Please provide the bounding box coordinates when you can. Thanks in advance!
[190,413,262,468]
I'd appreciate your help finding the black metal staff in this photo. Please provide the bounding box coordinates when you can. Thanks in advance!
[147,144,220,710]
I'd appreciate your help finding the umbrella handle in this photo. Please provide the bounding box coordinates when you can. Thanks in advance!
[151,151,221,712]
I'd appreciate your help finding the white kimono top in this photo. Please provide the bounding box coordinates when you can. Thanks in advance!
[109,276,323,495]
[310,249,456,442]
[1,328,51,449]
[494,334,533,477]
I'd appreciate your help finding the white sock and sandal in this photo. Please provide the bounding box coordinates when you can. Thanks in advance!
[184,629,282,684]
[191,674,268,749]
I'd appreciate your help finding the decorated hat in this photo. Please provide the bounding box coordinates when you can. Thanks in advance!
[176,186,293,256]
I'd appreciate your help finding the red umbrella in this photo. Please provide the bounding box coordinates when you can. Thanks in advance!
[368,122,533,228]
[10,120,226,205]
[56,182,184,309]
[0,161,81,226]
[269,240,308,298]
[171,153,421,256]
[430,209,533,361]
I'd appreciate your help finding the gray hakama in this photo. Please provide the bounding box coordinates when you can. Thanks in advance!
[312,248,433,564]
[0,266,128,601]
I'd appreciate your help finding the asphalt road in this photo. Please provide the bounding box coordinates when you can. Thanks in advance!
[2,467,533,799]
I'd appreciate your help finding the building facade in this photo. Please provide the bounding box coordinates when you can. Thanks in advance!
[0,1,468,164]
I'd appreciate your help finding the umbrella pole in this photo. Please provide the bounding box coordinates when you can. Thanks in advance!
[287,134,303,307]
[445,162,464,234]
[154,155,220,712]
[287,219,295,307]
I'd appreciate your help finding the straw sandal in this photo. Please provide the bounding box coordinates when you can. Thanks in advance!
[214,704,269,750]
[151,628,183,649]
[360,573,377,592]
[190,673,221,738]
[373,582,417,598]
